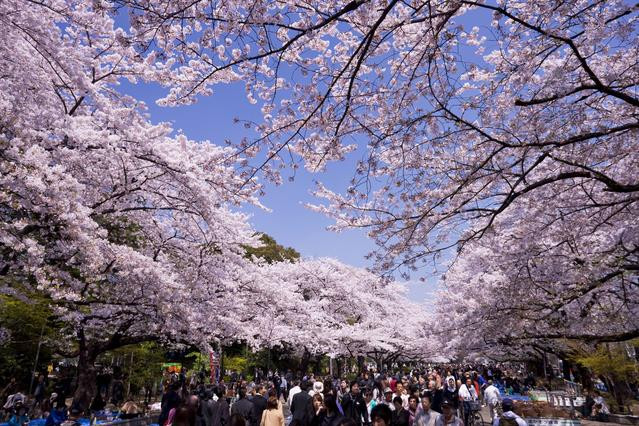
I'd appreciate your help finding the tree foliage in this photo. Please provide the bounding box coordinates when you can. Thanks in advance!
[245,233,300,264]
[575,343,638,384]
[0,294,58,386]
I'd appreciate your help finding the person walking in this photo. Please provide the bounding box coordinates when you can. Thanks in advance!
[159,382,182,426]
[213,387,230,426]
[492,399,526,426]
[406,396,418,426]
[33,375,47,414]
[341,382,368,426]
[415,393,440,426]
[260,396,284,426]
[483,381,500,424]
[441,379,458,415]
[321,395,344,426]
[252,386,268,426]
[291,382,313,426]
[370,405,392,426]
[288,381,302,408]
[231,388,255,426]
[457,379,477,426]
[434,400,462,426]
[391,397,409,426]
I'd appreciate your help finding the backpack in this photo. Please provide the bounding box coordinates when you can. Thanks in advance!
[498,417,518,426]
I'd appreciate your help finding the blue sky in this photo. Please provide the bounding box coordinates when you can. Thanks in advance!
[114,2,496,304]
[120,79,439,302]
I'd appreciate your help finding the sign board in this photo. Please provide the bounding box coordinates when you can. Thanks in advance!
[526,418,580,426]
[161,362,182,373]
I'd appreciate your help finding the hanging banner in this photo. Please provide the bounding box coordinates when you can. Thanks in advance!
[210,352,215,383]
[210,351,220,384]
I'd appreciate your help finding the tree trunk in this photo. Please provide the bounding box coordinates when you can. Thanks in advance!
[299,348,311,375]
[73,341,97,413]
[313,355,323,375]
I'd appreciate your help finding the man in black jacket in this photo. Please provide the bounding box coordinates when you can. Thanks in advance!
[290,381,313,426]
[158,382,182,426]
[342,381,369,426]
[391,397,409,426]
[251,385,268,426]
[231,388,255,426]
[213,387,230,426]
[196,389,216,426]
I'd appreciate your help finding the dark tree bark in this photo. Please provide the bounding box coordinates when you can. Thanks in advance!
[299,348,311,375]
[335,357,344,378]
[73,331,98,413]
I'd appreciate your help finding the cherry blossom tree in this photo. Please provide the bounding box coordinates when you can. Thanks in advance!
[0,0,268,408]
[0,0,431,399]
[111,0,638,353]
[242,258,434,366]
[433,198,638,361]
[111,0,638,280]
[5,0,635,382]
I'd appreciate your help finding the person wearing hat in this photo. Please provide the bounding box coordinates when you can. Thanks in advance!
[434,399,461,426]
[441,378,458,413]
[380,389,394,411]
[492,399,526,426]
[8,397,29,426]
[309,382,324,398]
[45,394,67,426]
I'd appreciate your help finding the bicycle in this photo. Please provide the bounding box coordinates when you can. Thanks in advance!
[469,409,485,426]
[464,400,485,426]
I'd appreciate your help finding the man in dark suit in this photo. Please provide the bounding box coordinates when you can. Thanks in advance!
[231,387,255,426]
[251,385,268,426]
[290,381,313,426]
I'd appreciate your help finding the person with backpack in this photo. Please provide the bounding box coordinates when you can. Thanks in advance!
[492,399,526,426]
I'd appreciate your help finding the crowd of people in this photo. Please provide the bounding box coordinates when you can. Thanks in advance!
[1,363,613,426]
[151,366,528,426]
[0,373,143,426]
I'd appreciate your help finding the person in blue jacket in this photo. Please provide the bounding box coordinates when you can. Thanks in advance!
[8,399,29,426]
[45,395,67,426]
